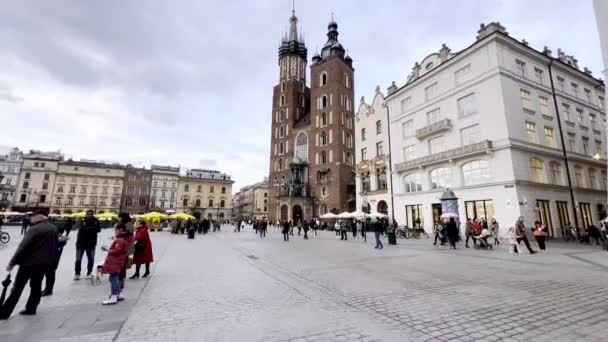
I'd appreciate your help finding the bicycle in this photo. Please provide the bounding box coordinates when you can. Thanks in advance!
[406,227,429,239]
[0,227,9,244]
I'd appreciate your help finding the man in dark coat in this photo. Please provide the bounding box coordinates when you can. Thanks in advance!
[446,218,459,249]
[74,210,100,280]
[41,225,69,296]
[373,219,384,249]
[21,214,30,235]
[1,210,58,319]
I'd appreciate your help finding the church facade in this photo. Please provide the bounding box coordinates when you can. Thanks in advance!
[268,10,356,223]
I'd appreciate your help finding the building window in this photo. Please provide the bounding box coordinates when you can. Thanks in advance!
[402,120,413,138]
[516,59,526,77]
[345,132,352,148]
[567,133,576,152]
[405,204,424,228]
[595,140,603,157]
[457,93,477,118]
[571,83,579,97]
[19,194,26,202]
[465,200,494,222]
[376,169,387,190]
[55,197,62,205]
[210,186,214,193]
[361,172,371,193]
[80,186,86,194]
[44,173,50,181]
[400,97,411,113]
[460,124,480,146]
[584,88,592,103]
[39,194,46,203]
[321,95,328,108]
[22,181,29,189]
[184,184,190,192]
[24,172,30,180]
[320,132,328,146]
[582,137,590,155]
[376,141,384,157]
[361,128,366,141]
[454,64,471,85]
[426,108,441,124]
[574,165,584,187]
[220,200,225,208]
[221,187,226,194]
[208,199,214,207]
[295,132,308,161]
[403,173,423,193]
[557,76,565,91]
[526,122,537,143]
[549,162,562,185]
[360,148,367,162]
[430,168,452,190]
[520,89,532,109]
[462,160,491,186]
[562,103,571,121]
[590,115,597,130]
[280,109,285,121]
[588,168,597,189]
[424,83,438,102]
[529,158,544,183]
[601,171,607,190]
[539,96,549,115]
[576,108,584,123]
[279,125,285,138]
[42,182,48,190]
[279,142,284,154]
[599,96,605,109]
[321,72,327,86]
[428,136,445,154]
[403,145,416,161]
[534,68,544,84]
[321,113,328,126]
[69,186,76,193]
[544,127,554,147]
[280,95,285,106]
[376,120,382,134]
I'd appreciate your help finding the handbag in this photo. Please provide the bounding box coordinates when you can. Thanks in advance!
[134,241,145,252]
[126,257,133,269]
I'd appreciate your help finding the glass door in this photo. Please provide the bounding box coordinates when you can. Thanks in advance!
[579,203,592,228]
[556,201,570,237]
[536,200,554,237]
[405,204,423,228]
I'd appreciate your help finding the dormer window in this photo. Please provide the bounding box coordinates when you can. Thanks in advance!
[425,62,434,70]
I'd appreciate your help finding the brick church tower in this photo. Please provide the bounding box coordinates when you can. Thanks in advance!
[268,10,355,223]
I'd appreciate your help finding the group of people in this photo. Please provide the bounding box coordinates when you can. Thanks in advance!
[0,210,155,320]
[169,217,219,237]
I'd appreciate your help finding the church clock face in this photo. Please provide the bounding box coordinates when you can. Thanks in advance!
[290,57,297,77]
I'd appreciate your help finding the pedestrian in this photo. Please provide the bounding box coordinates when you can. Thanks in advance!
[311,219,318,238]
[303,220,309,239]
[74,210,101,280]
[433,223,444,246]
[508,227,518,254]
[532,220,548,252]
[21,214,30,235]
[282,220,290,242]
[289,220,294,236]
[587,224,602,245]
[117,213,134,290]
[356,220,363,240]
[41,225,69,297]
[340,220,348,241]
[490,218,500,245]
[350,219,357,238]
[101,224,130,305]
[186,219,192,234]
[260,219,267,238]
[130,220,153,279]
[297,219,302,236]
[64,217,73,236]
[0,210,58,319]
[515,216,537,254]
[465,219,475,248]
[446,218,459,249]
[334,221,340,239]
[253,220,259,235]
[374,218,384,249]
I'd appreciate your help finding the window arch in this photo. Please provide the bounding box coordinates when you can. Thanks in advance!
[574,165,584,187]
[278,159,284,171]
[279,142,284,155]
[346,151,352,165]
[320,203,328,215]
[295,132,308,162]
[344,73,350,88]
[345,132,352,148]
[280,95,285,106]
[462,160,491,186]
[361,172,371,192]
[195,199,201,207]
[430,167,452,190]
[588,168,597,189]
[403,173,423,193]
[321,113,328,126]
[529,158,545,183]
[279,125,285,138]
[377,200,388,214]
[280,109,285,121]
[321,72,327,86]
[376,168,387,190]
[320,131,328,146]
[322,95,328,108]
[549,162,562,185]
[321,151,327,164]
[601,170,607,190]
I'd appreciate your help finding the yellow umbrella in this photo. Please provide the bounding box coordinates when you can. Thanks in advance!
[69,211,87,219]
[168,212,195,220]
[139,211,168,220]
[96,212,118,221]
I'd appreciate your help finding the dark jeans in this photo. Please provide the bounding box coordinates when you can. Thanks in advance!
[352,227,357,238]
[535,236,546,250]
[109,273,120,296]
[260,229,266,238]
[517,236,536,253]
[340,230,348,240]
[465,234,476,247]
[21,226,28,235]
[75,247,96,276]
[283,232,289,241]
[303,230,308,239]
[0,265,47,318]
[43,248,64,293]
[374,231,383,249]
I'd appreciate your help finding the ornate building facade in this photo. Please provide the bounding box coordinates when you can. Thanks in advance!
[0,147,23,210]
[268,10,356,223]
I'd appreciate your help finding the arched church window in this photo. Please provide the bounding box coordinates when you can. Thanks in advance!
[321,113,328,126]
[295,133,308,162]
[320,131,328,146]
[322,95,328,108]
[321,73,327,86]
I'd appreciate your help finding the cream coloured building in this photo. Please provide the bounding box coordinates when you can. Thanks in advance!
[150,165,179,212]
[355,87,393,217]
[51,160,125,214]
[387,22,606,237]
[0,147,23,210]
[13,151,63,212]
[234,179,268,220]
[177,169,234,220]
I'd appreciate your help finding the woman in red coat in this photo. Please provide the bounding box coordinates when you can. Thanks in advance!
[102,224,130,305]
[130,220,154,279]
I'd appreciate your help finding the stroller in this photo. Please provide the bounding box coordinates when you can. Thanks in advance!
[473,229,493,249]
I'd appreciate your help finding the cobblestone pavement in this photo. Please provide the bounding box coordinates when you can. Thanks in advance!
[1,225,608,342]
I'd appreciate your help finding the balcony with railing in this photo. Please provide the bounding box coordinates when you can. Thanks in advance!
[416,118,452,139]
[394,140,493,172]
[278,182,310,198]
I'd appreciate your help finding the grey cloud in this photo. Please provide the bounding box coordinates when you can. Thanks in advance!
[0,93,24,103]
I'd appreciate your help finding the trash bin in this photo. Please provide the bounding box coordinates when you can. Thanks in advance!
[387,230,397,245]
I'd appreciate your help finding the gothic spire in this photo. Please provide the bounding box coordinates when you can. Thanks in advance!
[288,2,298,42]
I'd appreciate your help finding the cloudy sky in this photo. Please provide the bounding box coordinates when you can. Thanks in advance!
[0,0,603,191]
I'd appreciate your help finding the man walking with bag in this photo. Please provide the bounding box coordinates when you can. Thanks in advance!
[0,210,58,319]
[74,210,101,280]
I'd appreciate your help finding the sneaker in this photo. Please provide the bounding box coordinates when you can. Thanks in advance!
[102,295,118,305]
[18,310,36,316]
[117,293,125,301]
[74,274,81,281]
[85,274,93,279]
